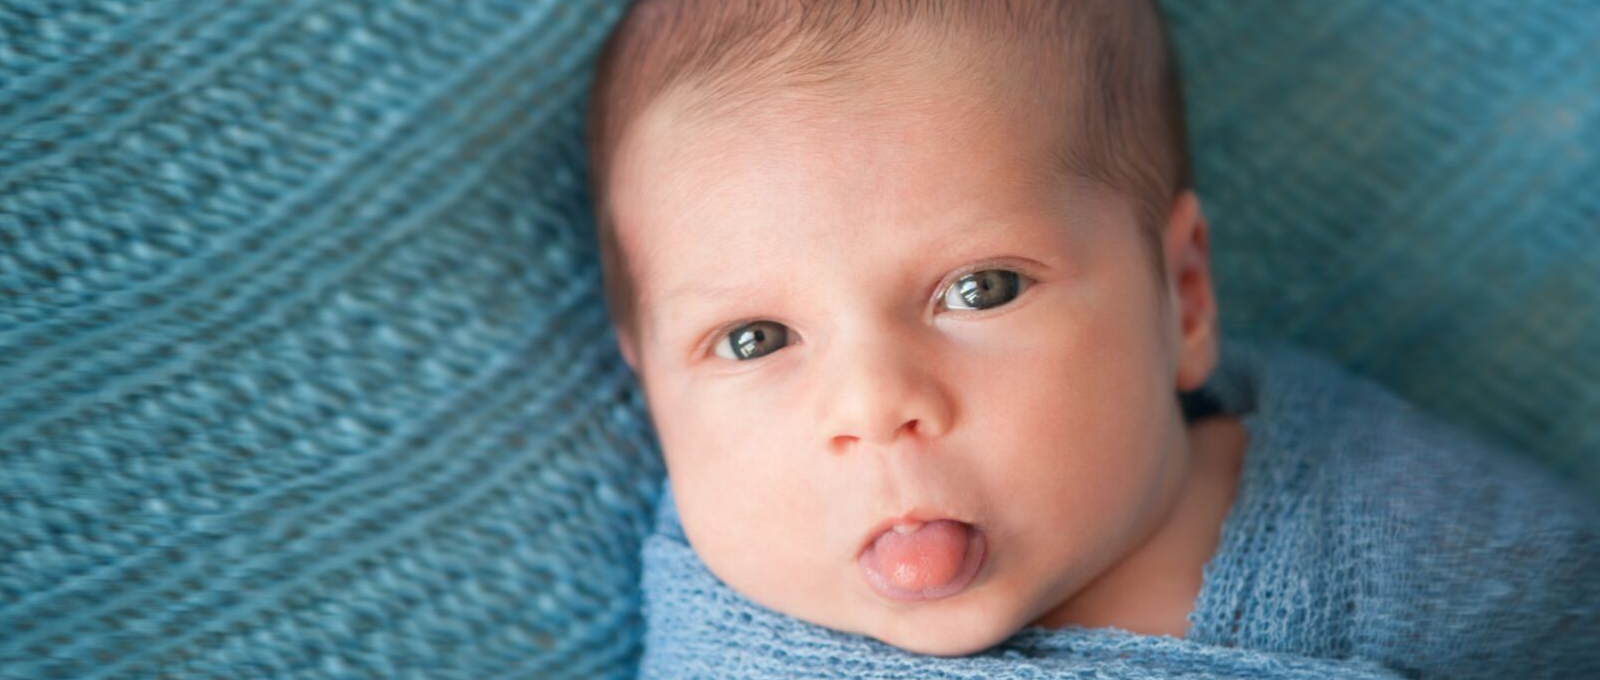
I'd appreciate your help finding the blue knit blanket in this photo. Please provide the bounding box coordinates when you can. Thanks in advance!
[637,336,1600,679]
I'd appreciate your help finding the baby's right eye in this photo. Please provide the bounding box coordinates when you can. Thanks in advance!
[714,320,790,361]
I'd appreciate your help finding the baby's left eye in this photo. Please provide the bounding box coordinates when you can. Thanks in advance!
[941,269,1031,311]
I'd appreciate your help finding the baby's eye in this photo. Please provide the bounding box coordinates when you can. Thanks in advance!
[713,320,791,361]
[941,269,1030,311]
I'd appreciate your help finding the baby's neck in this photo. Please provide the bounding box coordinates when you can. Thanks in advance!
[1029,414,1248,637]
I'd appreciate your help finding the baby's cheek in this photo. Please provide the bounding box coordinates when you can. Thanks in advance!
[659,381,826,592]
[964,294,1174,540]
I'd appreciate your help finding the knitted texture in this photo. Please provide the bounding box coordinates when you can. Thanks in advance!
[0,1,664,678]
[1166,1,1600,495]
[638,336,1600,679]
[1,0,1598,678]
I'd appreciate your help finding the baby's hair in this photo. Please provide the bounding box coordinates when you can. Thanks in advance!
[585,0,1192,348]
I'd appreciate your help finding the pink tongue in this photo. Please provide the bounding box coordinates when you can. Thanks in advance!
[870,520,970,592]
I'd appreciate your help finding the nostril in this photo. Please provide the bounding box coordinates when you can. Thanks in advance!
[833,421,924,452]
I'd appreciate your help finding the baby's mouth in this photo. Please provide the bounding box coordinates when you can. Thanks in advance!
[857,519,986,602]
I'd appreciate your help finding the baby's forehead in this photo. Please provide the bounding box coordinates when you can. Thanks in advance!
[611,71,1083,276]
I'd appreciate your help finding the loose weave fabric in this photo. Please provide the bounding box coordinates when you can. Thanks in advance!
[1,0,1597,678]
[1168,1,1600,495]
[0,2,663,678]
[638,336,1600,679]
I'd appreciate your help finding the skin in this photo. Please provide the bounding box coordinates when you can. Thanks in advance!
[604,37,1248,657]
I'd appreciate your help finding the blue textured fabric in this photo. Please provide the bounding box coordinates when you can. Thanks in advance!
[0,1,664,678]
[1,0,1598,678]
[1166,1,1600,496]
[638,336,1600,679]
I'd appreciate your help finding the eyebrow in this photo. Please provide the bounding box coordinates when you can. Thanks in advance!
[645,274,767,333]
[658,277,750,306]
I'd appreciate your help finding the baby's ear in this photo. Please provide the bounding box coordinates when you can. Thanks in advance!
[1163,189,1220,392]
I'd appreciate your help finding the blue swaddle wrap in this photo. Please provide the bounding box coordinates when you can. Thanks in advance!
[638,336,1600,679]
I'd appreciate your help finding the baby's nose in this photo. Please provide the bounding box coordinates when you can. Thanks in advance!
[818,335,954,452]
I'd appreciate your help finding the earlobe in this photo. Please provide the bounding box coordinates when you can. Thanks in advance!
[1164,190,1220,392]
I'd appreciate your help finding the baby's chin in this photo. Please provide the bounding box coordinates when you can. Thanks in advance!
[845,587,1043,657]
[867,613,1025,657]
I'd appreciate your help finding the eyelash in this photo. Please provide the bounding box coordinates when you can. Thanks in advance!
[700,261,1038,362]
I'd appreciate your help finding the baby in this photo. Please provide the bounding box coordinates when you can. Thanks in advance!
[583,0,1600,675]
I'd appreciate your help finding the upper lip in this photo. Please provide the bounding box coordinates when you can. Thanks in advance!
[857,509,973,559]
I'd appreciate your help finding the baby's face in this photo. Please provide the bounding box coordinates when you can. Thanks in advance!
[608,49,1203,656]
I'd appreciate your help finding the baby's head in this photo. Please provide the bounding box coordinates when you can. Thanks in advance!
[586,0,1221,656]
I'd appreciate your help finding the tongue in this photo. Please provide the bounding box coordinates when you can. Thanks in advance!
[869,520,970,592]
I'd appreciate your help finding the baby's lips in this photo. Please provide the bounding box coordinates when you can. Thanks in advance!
[858,518,987,602]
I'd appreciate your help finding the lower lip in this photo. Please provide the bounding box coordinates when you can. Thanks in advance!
[857,524,987,602]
